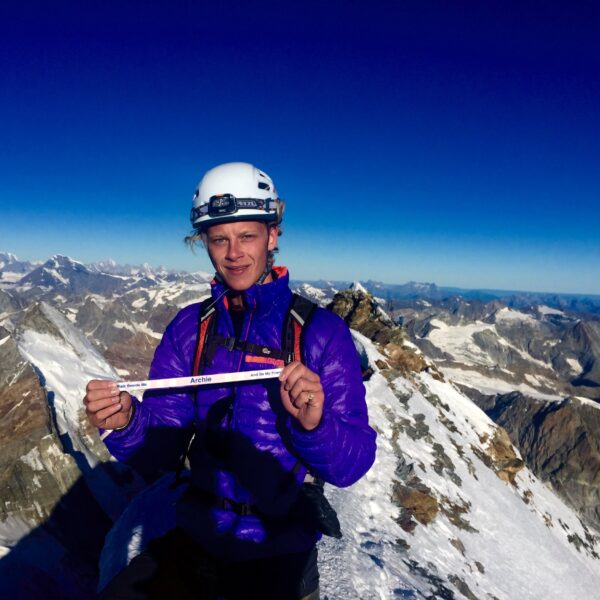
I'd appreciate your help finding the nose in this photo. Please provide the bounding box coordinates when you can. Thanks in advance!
[225,238,243,261]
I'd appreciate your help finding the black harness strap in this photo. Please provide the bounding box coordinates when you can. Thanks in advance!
[171,298,217,489]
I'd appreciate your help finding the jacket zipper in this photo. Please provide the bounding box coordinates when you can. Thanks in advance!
[230,302,255,432]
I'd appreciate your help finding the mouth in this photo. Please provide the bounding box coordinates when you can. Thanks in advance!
[225,265,250,276]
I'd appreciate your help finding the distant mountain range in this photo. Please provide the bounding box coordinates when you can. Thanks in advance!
[293,278,600,316]
[3,251,599,312]
[2,251,599,396]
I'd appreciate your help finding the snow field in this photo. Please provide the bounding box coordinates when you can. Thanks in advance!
[319,333,600,598]
[440,366,564,402]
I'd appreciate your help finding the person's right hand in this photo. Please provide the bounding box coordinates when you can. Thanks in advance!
[84,380,133,430]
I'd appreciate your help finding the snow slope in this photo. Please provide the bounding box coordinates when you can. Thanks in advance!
[317,333,600,599]
[17,302,117,466]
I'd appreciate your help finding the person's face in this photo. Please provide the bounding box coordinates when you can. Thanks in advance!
[205,220,278,292]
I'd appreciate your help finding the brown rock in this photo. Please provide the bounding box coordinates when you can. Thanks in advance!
[393,482,439,526]
[328,288,427,375]
[383,342,428,375]
[104,332,161,380]
[473,427,524,486]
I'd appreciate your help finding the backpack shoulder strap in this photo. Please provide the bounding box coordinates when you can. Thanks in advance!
[193,292,318,372]
[192,297,218,376]
[282,293,318,365]
[283,294,323,486]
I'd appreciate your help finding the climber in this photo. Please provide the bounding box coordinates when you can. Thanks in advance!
[84,162,376,599]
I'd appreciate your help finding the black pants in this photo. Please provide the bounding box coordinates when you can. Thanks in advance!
[98,528,319,600]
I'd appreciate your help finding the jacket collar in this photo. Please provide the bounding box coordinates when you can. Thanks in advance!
[211,266,292,317]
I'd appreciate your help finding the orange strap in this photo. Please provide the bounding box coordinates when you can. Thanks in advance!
[293,320,302,364]
[192,315,213,376]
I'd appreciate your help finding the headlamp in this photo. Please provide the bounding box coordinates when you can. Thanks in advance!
[190,194,279,226]
[208,194,238,216]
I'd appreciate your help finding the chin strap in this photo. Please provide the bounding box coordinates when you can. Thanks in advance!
[255,251,275,285]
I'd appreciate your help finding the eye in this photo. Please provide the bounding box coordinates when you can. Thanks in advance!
[241,234,256,242]
[210,237,227,246]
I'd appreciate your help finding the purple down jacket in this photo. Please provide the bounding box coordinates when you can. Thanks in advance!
[103,267,376,560]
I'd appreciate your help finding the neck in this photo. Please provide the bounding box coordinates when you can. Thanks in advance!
[229,293,245,309]
[228,271,274,309]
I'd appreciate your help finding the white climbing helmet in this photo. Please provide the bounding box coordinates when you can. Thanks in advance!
[190,162,284,232]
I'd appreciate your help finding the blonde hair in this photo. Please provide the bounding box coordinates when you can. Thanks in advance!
[184,230,207,254]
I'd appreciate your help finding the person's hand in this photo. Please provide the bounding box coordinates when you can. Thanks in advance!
[84,380,132,430]
[279,362,324,431]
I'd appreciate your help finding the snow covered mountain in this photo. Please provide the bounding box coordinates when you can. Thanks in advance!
[0,252,39,287]
[318,334,600,599]
[17,255,126,299]
[2,253,600,598]
[4,253,212,379]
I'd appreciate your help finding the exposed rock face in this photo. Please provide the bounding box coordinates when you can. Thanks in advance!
[329,286,398,345]
[20,302,66,339]
[328,287,427,375]
[394,482,439,531]
[0,289,22,315]
[561,321,600,389]
[473,428,525,485]
[469,388,600,531]
[0,329,80,527]
[105,332,162,380]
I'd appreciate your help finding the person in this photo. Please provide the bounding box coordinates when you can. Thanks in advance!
[84,162,377,599]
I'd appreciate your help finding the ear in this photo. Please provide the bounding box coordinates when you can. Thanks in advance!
[267,225,278,252]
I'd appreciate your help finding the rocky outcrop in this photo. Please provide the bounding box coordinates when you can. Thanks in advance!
[560,321,600,389]
[394,482,439,531]
[473,428,525,485]
[328,286,427,376]
[0,289,22,315]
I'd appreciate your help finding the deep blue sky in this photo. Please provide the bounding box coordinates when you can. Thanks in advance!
[1,1,599,293]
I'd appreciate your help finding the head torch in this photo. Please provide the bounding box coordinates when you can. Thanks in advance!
[190,194,278,226]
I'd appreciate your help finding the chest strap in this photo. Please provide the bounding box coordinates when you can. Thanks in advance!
[205,335,292,365]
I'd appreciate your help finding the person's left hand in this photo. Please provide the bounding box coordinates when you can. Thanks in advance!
[279,362,324,431]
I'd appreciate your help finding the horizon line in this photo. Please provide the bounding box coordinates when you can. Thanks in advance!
[2,250,600,300]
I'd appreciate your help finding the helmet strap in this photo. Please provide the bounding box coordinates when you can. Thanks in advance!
[256,250,275,285]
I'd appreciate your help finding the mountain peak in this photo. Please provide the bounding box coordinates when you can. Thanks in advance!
[42,255,88,275]
[349,281,368,295]
[0,251,19,262]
